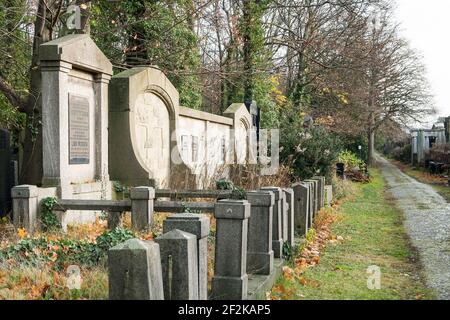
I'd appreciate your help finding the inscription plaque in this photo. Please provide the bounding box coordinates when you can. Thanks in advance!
[69,94,90,164]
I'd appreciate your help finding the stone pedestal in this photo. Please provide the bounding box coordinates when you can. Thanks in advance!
[156,230,199,300]
[108,239,164,300]
[312,176,326,209]
[292,183,310,236]
[163,213,210,300]
[211,200,250,300]
[11,185,38,233]
[246,191,274,275]
[325,185,333,207]
[261,187,283,258]
[283,188,295,247]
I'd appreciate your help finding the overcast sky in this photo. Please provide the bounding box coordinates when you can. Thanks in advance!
[395,0,450,121]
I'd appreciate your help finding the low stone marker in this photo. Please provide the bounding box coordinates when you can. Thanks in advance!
[156,229,199,300]
[283,188,295,247]
[246,191,274,275]
[108,238,164,300]
[11,185,39,233]
[130,187,155,231]
[261,187,283,258]
[163,213,210,300]
[324,185,333,207]
[312,176,326,209]
[211,200,250,300]
[292,183,310,236]
[305,181,314,227]
[305,180,318,217]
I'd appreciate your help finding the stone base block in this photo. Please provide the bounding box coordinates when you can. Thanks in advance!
[211,275,248,300]
[272,240,283,259]
[247,251,274,275]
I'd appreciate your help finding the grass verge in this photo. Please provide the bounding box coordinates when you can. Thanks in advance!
[271,168,433,300]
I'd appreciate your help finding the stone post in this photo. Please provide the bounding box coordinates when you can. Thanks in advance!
[313,176,326,209]
[156,230,199,300]
[292,183,310,237]
[130,187,155,231]
[283,188,295,247]
[246,191,274,275]
[163,214,210,300]
[325,185,333,207]
[108,239,164,300]
[305,180,318,217]
[11,185,39,233]
[261,187,283,258]
[211,200,250,300]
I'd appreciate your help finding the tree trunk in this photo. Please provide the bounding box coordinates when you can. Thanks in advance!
[242,0,253,102]
[19,0,53,185]
[367,112,375,166]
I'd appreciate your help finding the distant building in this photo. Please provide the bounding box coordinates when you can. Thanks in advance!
[410,123,446,165]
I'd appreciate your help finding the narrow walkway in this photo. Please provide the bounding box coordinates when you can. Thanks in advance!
[376,154,450,299]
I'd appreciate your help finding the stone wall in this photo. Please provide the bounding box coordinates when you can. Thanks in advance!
[109,66,253,189]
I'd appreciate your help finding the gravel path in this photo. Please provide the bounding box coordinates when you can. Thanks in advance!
[376,155,450,299]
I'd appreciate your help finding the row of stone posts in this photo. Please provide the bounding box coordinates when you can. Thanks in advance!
[108,177,330,300]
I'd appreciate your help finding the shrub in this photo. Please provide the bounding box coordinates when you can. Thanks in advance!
[281,124,342,181]
[0,228,135,270]
[337,150,365,171]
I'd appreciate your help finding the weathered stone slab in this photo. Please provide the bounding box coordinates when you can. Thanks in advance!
[305,180,318,217]
[108,239,164,300]
[325,185,333,207]
[163,213,210,300]
[292,183,310,237]
[211,200,250,300]
[283,188,295,247]
[156,229,199,300]
[246,191,274,275]
[260,187,283,258]
[312,176,326,209]
[11,185,38,233]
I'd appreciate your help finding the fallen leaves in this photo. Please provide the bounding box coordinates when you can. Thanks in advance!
[271,204,345,300]
[17,228,28,239]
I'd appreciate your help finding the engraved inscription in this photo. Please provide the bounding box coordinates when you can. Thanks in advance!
[69,94,90,165]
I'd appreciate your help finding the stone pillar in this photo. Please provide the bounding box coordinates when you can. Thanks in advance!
[163,214,210,300]
[11,185,39,233]
[325,185,333,207]
[156,230,199,300]
[130,187,155,231]
[313,176,326,209]
[292,183,310,237]
[305,180,318,217]
[281,192,288,243]
[283,188,295,247]
[211,200,250,300]
[261,187,283,258]
[246,191,274,275]
[108,239,164,300]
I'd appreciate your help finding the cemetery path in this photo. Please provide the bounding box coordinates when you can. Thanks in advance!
[377,154,450,299]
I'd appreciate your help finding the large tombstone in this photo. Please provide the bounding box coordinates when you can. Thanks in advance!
[39,35,113,214]
[109,67,179,187]
[109,66,253,189]
[0,129,12,216]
